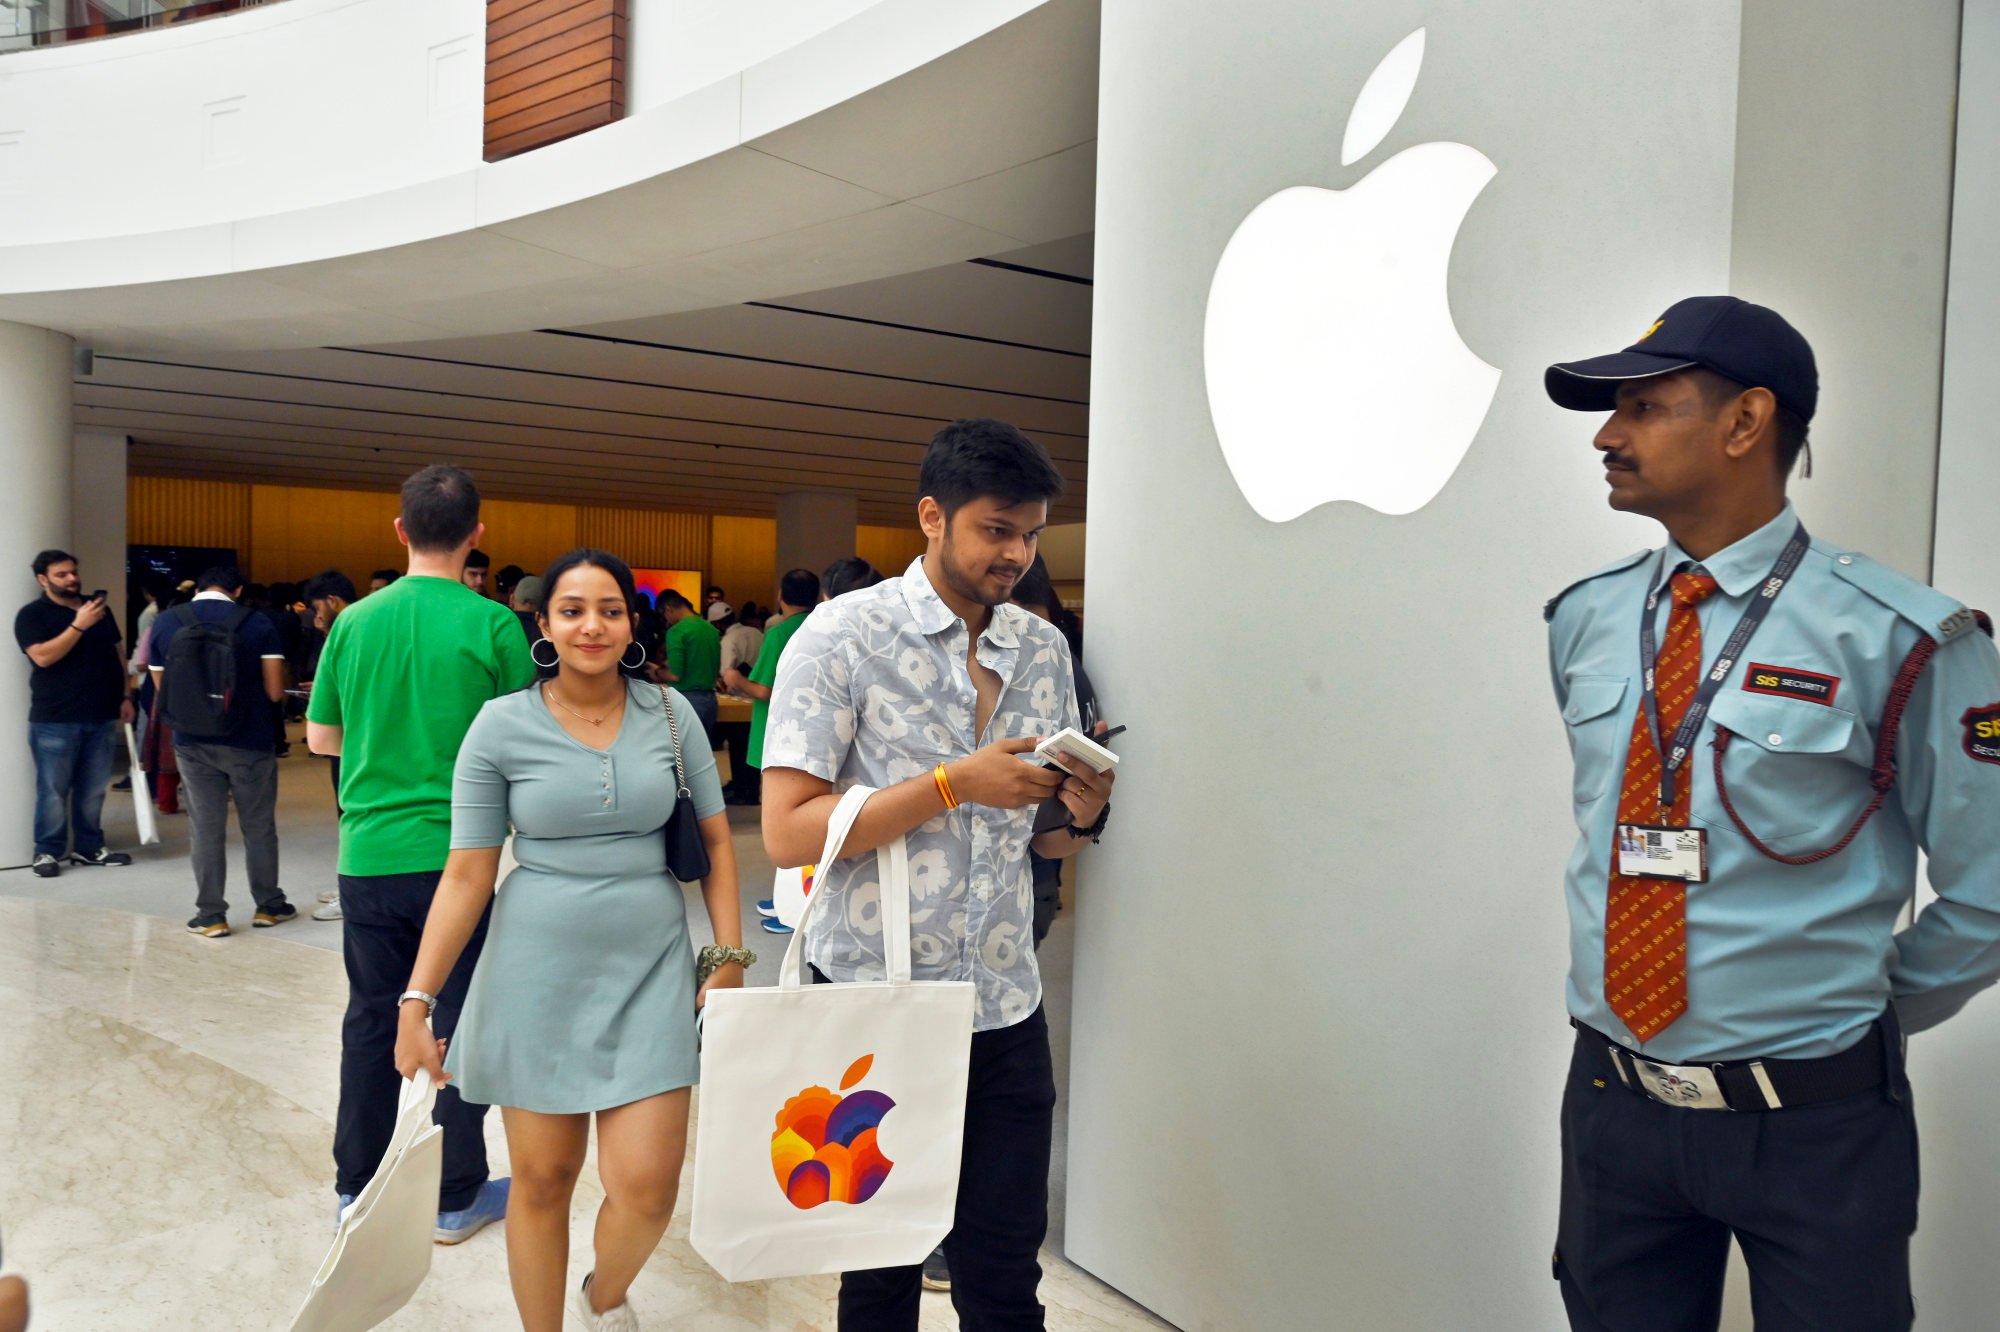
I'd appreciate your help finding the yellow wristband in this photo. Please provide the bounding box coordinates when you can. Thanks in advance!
[934,763,960,810]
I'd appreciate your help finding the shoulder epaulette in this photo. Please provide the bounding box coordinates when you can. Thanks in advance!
[1544,549,1652,623]
[1826,550,1988,643]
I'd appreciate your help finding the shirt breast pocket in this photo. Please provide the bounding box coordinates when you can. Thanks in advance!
[1562,675,1631,807]
[1697,692,1865,846]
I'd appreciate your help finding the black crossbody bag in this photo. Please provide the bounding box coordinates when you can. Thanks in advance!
[660,685,712,882]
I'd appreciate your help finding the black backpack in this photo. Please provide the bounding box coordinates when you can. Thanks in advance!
[160,603,253,740]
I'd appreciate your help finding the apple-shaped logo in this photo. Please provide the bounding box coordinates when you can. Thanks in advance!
[1202,27,1501,521]
[770,1054,896,1209]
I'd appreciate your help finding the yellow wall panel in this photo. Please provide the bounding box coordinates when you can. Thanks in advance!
[476,498,579,575]
[710,515,776,610]
[576,507,711,570]
[128,477,252,554]
[248,485,404,585]
[855,524,926,577]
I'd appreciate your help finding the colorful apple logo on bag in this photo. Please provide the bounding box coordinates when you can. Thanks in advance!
[1203,27,1501,520]
[771,1054,896,1208]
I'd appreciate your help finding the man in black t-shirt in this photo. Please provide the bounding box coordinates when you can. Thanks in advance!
[14,549,136,878]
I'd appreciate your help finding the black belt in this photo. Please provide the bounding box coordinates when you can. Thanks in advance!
[1574,1020,1890,1112]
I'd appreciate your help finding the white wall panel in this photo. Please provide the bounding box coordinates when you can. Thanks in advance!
[1075,4,1740,1327]
[1920,1,2000,1327]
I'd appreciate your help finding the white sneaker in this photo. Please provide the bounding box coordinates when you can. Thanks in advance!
[312,899,343,921]
[317,889,340,903]
[571,1274,638,1330]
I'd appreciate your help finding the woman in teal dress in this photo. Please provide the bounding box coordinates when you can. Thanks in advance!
[396,549,749,1332]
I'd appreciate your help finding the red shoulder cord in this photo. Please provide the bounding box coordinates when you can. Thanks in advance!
[1711,634,1939,865]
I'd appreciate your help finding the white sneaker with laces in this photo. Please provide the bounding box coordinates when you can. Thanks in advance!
[317,889,340,903]
[571,1274,639,1330]
[312,899,343,921]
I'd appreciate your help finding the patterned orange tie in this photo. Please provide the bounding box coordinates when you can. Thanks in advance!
[1605,569,1720,1043]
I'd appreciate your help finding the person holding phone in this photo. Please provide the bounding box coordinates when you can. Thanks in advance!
[15,549,136,879]
[761,419,1116,1330]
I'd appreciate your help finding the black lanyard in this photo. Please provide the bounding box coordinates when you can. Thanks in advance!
[1638,523,1810,812]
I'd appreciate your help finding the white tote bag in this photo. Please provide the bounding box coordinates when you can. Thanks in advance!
[122,722,159,846]
[691,786,976,1282]
[770,860,812,929]
[288,1070,444,1332]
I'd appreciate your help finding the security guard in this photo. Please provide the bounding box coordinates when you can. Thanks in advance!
[1542,296,2000,1331]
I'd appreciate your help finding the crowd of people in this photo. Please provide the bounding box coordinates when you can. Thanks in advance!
[11,419,1109,1331]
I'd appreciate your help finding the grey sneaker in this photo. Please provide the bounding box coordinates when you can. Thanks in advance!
[31,854,60,879]
[312,898,344,921]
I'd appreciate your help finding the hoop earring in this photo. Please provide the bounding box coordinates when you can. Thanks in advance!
[530,638,560,671]
[621,642,648,671]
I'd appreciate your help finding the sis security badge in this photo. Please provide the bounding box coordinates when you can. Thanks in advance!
[1743,663,1840,705]
[1617,824,1709,882]
[1964,703,2000,767]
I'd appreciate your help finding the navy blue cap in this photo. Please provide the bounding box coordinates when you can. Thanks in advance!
[1545,296,1818,423]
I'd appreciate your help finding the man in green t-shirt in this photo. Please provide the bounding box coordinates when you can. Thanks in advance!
[719,567,822,803]
[657,588,722,748]
[306,464,534,1244]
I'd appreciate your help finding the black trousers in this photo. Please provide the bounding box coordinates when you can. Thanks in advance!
[719,721,757,799]
[825,988,1057,1332]
[1556,1022,1918,1332]
[333,869,493,1210]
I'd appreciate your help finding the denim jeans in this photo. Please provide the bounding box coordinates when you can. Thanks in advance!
[29,720,120,858]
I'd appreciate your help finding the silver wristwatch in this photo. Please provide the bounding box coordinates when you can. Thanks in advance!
[397,988,438,1018]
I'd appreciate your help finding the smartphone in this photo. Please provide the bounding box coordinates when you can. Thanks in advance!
[1030,727,1120,774]
[1098,724,1128,743]
[89,589,109,604]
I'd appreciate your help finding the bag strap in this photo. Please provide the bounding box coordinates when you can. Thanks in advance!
[778,785,914,990]
[658,685,691,798]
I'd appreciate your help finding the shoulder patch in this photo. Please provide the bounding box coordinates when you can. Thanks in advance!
[1826,551,1972,641]
[1545,549,1653,623]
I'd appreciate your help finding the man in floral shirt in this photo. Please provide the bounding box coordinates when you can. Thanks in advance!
[763,418,1117,1330]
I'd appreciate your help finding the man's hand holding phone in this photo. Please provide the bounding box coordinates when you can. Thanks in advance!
[946,737,1067,810]
[72,594,108,632]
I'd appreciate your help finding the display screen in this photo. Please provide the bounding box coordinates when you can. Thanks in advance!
[629,568,703,612]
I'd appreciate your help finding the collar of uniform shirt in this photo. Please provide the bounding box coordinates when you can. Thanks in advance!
[1656,500,1801,598]
[897,556,1024,649]
[192,589,235,603]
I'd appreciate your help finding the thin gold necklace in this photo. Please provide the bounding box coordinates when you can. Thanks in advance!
[543,680,623,727]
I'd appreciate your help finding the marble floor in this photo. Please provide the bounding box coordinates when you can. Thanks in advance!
[0,744,1175,1331]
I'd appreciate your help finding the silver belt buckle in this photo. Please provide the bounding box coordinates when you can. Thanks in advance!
[1630,1056,1729,1111]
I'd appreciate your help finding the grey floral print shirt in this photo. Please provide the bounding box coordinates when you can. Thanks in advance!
[763,557,1080,1030]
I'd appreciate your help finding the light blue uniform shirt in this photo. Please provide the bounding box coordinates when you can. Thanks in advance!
[1548,503,2000,1062]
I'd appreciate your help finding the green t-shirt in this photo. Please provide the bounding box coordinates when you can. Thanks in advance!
[307,575,536,875]
[746,610,808,769]
[665,613,721,690]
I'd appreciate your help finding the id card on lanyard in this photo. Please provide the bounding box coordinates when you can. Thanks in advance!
[1616,523,1811,882]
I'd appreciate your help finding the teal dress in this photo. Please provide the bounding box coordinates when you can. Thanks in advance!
[443,679,725,1113]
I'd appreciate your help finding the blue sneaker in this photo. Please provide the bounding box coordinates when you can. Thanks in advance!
[434,1177,510,1245]
[335,1193,356,1230]
[760,917,793,935]
[756,899,778,916]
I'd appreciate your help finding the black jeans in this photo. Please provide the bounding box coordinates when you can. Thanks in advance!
[1556,1020,1918,1331]
[719,720,757,799]
[333,869,493,1210]
[836,1001,1058,1331]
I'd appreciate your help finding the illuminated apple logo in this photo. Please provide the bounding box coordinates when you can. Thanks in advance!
[770,1054,896,1209]
[1202,28,1501,521]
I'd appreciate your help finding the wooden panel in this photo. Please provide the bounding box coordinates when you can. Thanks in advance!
[855,525,928,578]
[710,515,777,612]
[484,0,626,159]
[476,498,580,575]
[127,476,252,552]
[576,507,712,570]
[487,15,618,83]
